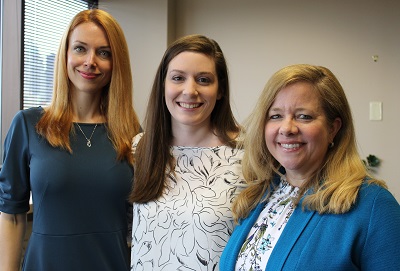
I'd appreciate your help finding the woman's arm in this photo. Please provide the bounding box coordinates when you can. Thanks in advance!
[0,212,27,271]
[359,187,400,270]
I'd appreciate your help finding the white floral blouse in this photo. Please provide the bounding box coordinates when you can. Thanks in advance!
[235,176,299,271]
[130,133,246,271]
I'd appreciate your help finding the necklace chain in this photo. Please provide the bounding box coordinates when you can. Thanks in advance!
[75,123,98,147]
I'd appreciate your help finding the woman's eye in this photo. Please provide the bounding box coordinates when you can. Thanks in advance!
[99,50,111,58]
[172,75,184,81]
[74,46,85,53]
[269,114,281,120]
[197,77,211,84]
[298,114,312,120]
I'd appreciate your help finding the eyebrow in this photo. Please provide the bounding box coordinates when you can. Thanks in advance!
[268,107,315,113]
[168,69,215,76]
[268,107,281,112]
[71,40,110,49]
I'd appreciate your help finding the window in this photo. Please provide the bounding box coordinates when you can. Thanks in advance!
[23,0,98,109]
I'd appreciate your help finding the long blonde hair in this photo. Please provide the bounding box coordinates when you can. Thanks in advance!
[233,64,386,222]
[36,9,140,165]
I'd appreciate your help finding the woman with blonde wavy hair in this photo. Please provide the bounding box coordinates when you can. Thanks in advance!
[0,9,140,270]
[220,64,400,270]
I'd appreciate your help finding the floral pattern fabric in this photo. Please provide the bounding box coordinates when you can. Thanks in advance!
[130,133,245,271]
[236,177,299,271]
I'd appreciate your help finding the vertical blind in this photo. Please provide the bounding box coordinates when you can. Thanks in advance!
[23,0,97,109]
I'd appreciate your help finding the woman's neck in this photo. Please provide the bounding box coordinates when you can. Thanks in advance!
[285,172,307,188]
[71,95,105,123]
[171,123,223,147]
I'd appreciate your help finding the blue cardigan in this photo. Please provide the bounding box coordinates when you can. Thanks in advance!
[220,182,400,271]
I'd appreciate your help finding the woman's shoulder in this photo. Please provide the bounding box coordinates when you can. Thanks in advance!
[132,132,144,152]
[359,181,397,200]
[356,181,399,214]
[133,132,144,143]
[10,107,44,127]
[21,106,44,115]
[356,181,400,243]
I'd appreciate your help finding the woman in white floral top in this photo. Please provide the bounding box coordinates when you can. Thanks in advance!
[129,34,246,271]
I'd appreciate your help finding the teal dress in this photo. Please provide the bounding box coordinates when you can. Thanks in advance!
[0,107,132,271]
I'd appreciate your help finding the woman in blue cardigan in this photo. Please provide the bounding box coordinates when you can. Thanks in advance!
[220,64,400,271]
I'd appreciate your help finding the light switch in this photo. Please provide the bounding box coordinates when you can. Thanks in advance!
[369,102,382,121]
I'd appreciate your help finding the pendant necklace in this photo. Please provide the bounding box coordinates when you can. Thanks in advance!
[76,123,98,147]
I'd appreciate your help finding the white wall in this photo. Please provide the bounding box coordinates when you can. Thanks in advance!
[99,0,169,125]
[101,0,400,200]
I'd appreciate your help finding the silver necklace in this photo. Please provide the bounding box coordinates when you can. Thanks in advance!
[75,123,98,147]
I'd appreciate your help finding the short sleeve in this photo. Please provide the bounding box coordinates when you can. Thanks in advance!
[0,111,32,214]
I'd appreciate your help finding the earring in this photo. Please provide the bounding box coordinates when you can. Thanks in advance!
[329,142,334,148]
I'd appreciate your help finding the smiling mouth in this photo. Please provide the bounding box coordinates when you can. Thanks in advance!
[178,102,202,109]
[280,143,301,149]
[79,71,99,79]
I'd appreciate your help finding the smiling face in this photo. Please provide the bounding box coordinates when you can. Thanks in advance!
[265,82,341,185]
[165,51,220,131]
[67,22,112,95]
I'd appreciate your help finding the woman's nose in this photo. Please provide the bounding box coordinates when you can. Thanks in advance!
[279,118,298,135]
[182,78,198,96]
[84,51,97,67]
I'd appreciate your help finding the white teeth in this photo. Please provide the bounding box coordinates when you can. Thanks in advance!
[281,143,300,149]
[180,102,200,109]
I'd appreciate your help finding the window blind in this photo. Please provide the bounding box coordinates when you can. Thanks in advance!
[23,0,97,109]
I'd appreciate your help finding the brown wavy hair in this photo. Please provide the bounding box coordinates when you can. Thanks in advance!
[129,34,240,203]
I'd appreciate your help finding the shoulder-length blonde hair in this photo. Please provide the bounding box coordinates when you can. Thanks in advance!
[36,9,140,165]
[129,34,240,203]
[233,64,386,222]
